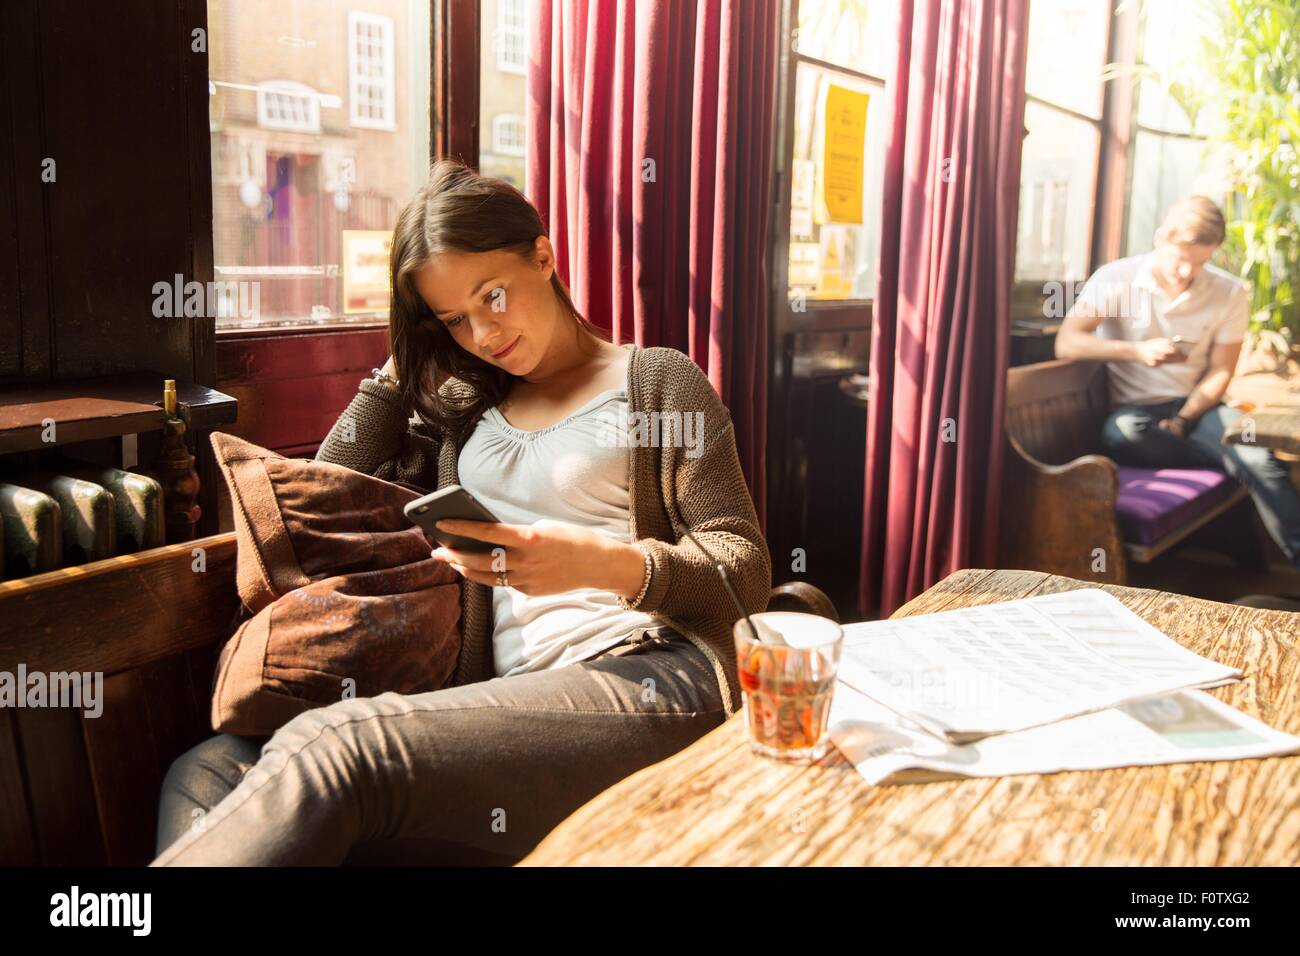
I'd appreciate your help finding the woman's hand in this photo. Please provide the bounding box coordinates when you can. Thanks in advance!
[430,518,648,599]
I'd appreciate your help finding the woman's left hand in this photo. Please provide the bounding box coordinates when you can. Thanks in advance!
[429,518,647,598]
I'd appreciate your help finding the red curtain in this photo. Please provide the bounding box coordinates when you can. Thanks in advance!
[858,0,1030,617]
[526,0,777,530]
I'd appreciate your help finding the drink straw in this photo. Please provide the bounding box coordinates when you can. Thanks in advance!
[679,527,796,697]
[680,527,766,646]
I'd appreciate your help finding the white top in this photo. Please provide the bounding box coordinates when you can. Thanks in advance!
[1072,252,1250,406]
[456,385,661,678]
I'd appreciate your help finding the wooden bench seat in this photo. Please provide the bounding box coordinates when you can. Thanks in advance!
[997,359,1249,584]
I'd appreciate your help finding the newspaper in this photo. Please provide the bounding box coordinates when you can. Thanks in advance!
[828,681,1300,785]
[835,589,1242,744]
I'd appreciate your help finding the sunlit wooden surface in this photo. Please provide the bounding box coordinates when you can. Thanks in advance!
[520,568,1300,866]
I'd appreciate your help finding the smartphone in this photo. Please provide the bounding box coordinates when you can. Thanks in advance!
[1171,335,1199,354]
[404,485,502,554]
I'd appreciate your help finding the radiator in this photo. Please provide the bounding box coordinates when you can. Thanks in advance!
[0,460,165,579]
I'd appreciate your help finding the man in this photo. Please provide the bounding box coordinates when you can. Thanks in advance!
[1055,194,1300,569]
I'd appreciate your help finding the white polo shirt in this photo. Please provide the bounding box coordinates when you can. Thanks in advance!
[1069,252,1250,407]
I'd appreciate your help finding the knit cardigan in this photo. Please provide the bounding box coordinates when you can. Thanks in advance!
[314,343,771,718]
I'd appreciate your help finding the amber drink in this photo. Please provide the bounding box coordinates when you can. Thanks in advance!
[734,612,844,762]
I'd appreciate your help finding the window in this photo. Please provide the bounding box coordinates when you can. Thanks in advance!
[209,2,430,330]
[493,114,525,157]
[479,0,529,189]
[349,11,396,130]
[1018,103,1101,282]
[1121,0,1224,256]
[785,0,895,304]
[256,81,321,134]
[497,0,526,74]
[1014,0,1110,282]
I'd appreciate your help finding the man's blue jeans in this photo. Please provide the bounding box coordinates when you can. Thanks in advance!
[1100,398,1300,567]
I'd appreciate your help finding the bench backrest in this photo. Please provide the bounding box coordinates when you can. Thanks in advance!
[0,532,239,865]
[1005,360,1111,464]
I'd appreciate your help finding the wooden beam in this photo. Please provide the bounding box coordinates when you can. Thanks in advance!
[1091,0,1140,270]
[433,0,480,167]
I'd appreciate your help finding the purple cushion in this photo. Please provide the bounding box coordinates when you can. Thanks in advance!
[1115,467,1240,546]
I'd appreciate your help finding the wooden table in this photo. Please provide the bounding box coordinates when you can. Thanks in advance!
[1223,410,1300,456]
[520,569,1300,866]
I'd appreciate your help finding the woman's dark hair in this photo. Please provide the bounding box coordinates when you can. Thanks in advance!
[388,159,610,439]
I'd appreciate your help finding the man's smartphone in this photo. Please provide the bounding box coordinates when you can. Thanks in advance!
[404,485,502,554]
[1171,335,1199,355]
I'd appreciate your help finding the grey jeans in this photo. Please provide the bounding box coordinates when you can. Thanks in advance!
[152,628,724,865]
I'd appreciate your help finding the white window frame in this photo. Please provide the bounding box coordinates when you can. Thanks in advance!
[348,11,396,131]
[492,113,526,157]
[256,80,321,134]
[496,0,526,74]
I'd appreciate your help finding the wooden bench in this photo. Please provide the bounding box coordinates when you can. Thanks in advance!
[0,532,833,865]
[997,359,1250,585]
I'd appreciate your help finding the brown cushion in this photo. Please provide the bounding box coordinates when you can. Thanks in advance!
[208,432,462,735]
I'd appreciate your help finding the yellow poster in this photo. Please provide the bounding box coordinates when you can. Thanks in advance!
[342,230,393,314]
[822,84,868,225]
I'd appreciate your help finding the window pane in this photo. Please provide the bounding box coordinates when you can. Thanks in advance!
[480,0,529,190]
[209,1,431,330]
[1015,102,1100,282]
[1136,0,1222,136]
[796,0,896,78]
[1123,131,1220,256]
[787,61,885,302]
[1024,0,1109,119]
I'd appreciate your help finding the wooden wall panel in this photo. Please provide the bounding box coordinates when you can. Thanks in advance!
[41,1,195,379]
[82,670,165,866]
[15,707,106,865]
[0,0,53,380]
[216,327,390,453]
[0,534,239,864]
[0,710,38,865]
[0,0,213,387]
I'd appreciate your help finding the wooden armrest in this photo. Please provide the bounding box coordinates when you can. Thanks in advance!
[997,434,1126,583]
[0,531,240,675]
[766,581,839,622]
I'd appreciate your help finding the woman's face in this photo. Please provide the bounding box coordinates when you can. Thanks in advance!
[412,236,561,375]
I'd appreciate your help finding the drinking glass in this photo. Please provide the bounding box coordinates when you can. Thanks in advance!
[734,612,844,763]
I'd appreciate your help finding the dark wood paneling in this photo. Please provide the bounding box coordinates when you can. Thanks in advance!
[0,710,38,865]
[141,652,208,786]
[1,0,53,380]
[41,1,195,379]
[0,0,213,387]
[0,533,240,676]
[16,707,106,865]
[216,327,390,453]
[0,533,238,865]
[0,6,21,379]
[181,0,215,387]
[82,669,163,866]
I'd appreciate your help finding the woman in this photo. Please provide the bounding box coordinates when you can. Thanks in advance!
[152,160,770,865]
